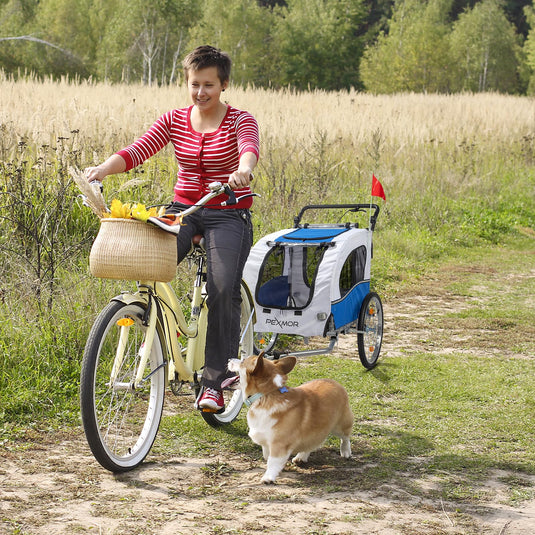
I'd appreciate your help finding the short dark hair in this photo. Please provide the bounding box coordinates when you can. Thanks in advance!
[182,46,232,84]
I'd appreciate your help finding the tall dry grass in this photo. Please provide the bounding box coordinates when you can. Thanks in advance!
[1,75,534,264]
[3,75,534,146]
[2,75,534,278]
[2,75,534,216]
[1,75,534,424]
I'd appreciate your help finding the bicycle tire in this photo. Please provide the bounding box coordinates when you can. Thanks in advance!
[80,300,166,472]
[253,331,279,354]
[357,292,383,369]
[200,283,253,427]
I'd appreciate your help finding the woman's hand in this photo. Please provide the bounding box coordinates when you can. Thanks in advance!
[84,154,127,183]
[84,166,106,183]
[228,169,253,190]
[228,151,257,189]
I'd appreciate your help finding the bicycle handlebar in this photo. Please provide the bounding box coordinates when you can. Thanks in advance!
[178,181,259,218]
[146,181,259,234]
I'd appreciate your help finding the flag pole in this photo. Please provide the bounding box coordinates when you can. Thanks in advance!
[368,177,374,281]
[369,188,373,230]
[369,174,386,283]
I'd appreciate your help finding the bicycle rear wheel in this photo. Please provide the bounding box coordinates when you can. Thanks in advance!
[201,283,254,427]
[253,331,279,354]
[80,300,165,472]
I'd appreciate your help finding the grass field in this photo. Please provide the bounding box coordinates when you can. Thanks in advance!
[0,76,534,534]
[0,76,534,444]
[1,233,534,534]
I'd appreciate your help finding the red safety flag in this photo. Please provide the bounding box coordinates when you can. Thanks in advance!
[371,175,386,201]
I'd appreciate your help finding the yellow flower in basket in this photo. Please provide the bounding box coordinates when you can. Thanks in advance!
[131,203,158,222]
[109,199,132,219]
[105,199,157,222]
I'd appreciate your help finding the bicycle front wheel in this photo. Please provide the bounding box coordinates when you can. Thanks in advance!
[80,300,166,472]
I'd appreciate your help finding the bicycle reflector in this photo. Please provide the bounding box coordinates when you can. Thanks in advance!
[117,317,135,327]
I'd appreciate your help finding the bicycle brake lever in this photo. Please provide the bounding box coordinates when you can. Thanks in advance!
[234,193,261,201]
[222,185,237,206]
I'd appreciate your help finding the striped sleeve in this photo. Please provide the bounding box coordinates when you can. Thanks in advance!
[116,111,173,170]
[235,112,260,159]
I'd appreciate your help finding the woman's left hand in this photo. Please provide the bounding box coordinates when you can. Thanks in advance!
[228,170,253,190]
[228,151,257,189]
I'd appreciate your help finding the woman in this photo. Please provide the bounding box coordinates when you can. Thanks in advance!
[85,45,259,411]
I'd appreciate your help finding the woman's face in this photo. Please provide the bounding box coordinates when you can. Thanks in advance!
[187,66,228,112]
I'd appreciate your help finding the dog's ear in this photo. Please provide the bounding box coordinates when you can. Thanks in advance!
[276,356,297,375]
[252,352,265,375]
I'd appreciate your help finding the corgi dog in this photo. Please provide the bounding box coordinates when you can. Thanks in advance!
[228,353,353,484]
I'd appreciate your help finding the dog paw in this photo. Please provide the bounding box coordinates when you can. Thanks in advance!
[261,475,276,484]
[291,452,310,464]
[340,439,352,458]
[340,447,352,458]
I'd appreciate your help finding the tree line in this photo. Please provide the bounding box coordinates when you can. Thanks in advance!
[1,0,535,94]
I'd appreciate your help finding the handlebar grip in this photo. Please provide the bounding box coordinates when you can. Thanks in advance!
[90,181,104,192]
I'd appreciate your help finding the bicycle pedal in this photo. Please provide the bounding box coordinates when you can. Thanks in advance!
[200,407,225,414]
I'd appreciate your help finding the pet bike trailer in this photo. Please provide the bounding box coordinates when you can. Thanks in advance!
[243,203,384,369]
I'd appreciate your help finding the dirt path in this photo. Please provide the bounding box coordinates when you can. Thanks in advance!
[1,248,534,534]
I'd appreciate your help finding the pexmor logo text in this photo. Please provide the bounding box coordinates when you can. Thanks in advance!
[265,318,299,328]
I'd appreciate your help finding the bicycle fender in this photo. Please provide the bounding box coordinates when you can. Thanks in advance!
[240,280,256,324]
[110,292,176,371]
[110,293,150,307]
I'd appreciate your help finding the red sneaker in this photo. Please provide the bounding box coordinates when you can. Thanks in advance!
[196,388,224,411]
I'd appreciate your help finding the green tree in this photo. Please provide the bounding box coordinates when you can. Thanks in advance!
[188,0,276,87]
[0,0,41,74]
[33,0,94,77]
[361,0,395,42]
[360,0,453,93]
[272,0,366,90]
[95,0,199,84]
[523,4,535,94]
[449,0,521,92]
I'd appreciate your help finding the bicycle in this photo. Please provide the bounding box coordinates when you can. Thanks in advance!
[80,182,256,472]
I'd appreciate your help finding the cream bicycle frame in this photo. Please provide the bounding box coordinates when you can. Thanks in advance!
[111,274,254,390]
[110,277,204,390]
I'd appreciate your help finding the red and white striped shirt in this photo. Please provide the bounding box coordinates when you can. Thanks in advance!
[117,105,259,209]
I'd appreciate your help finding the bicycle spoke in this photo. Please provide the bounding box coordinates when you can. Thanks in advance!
[81,301,165,471]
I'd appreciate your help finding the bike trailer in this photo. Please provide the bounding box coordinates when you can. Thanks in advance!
[243,204,379,337]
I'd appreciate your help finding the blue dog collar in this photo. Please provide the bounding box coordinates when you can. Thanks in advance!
[244,387,288,407]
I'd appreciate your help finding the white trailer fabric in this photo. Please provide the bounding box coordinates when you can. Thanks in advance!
[243,226,372,337]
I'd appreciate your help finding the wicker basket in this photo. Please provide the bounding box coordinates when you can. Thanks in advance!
[90,218,177,282]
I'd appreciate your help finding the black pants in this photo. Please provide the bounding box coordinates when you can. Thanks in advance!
[169,204,253,389]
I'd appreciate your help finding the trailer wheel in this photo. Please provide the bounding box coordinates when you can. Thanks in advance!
[357,292,383,369]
